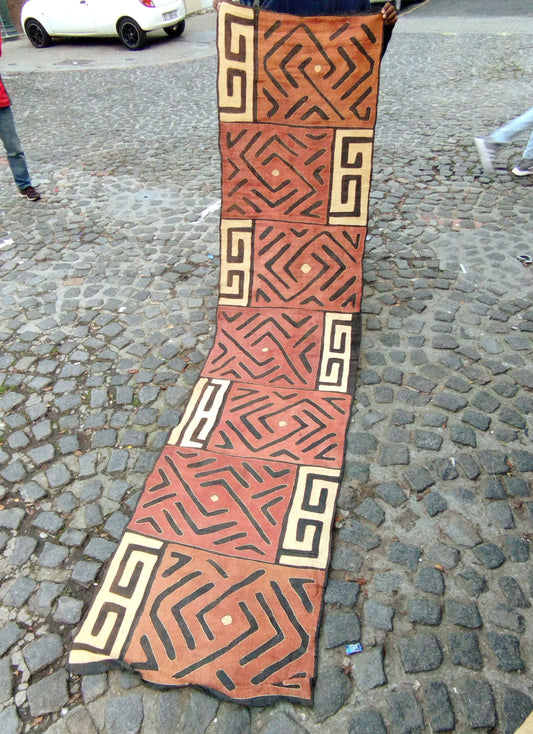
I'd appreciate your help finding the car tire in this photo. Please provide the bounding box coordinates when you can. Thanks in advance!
[163,19,185,38]
[118,17,147,50]
[25,18,52,48]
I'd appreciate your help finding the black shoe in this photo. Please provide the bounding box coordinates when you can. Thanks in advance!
[19,186,41,201]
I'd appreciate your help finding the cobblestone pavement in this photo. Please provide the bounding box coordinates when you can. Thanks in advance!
[0,8,532,734]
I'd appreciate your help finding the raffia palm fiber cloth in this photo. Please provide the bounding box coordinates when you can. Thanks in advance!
[69,2,384,706]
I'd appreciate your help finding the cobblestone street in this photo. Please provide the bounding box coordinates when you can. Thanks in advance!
[0,5,532,733]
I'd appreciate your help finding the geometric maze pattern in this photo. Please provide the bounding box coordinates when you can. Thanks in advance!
[69,3,383,705]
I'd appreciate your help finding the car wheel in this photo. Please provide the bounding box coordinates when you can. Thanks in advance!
[25,18,52,48]
[163,19,185,38]
[118,17,147,50]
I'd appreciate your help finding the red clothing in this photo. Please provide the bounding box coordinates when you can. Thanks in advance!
[0,37,11,108]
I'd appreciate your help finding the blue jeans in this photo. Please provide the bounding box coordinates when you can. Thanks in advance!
[0,105,32,190]
[489,106,533,160]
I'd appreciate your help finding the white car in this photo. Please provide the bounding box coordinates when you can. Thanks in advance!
[21,0,187,50]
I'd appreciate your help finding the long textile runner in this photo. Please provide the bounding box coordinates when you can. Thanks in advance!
[69,4,383,705]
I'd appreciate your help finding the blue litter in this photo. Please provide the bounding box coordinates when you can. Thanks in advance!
[346,643,363,655]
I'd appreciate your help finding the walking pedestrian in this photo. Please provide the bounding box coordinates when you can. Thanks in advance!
[474,107,533,177]
[0,35,41,201]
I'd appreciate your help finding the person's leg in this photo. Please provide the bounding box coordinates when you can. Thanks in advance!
[0,105,32,190]
[475,107,533,174]
[522,128,533,160]
[489,106,533,145]
[511,128,533,176]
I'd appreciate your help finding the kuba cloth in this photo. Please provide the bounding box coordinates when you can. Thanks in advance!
[69,2,384,705]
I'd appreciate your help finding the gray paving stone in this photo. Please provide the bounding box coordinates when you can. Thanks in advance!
[104,512,130,539]
[324,610,361,648]
[351,646,386,691]
[0,705,22,734]
[106,693,144,734]
[488,605,525,633]
[339,518,380,550]
[0,622,24,656]
[374,571,403,596]
[364,599,394,630]
[39,542,69,568]
[426,542,460,569]
[446,600,481,628]
[32,510,63,534]
[0,508,25,530]
[28,581,64,614]
[0,656,13,705]
[355,497,385,526]
[407,598,442,626]
[503,687,533,734]
[504,536,530,563]
[422,681,454,732]
[487,632,524,671]
[330,544,363,574]
[65,707,98,734]
[399,633,442,673]
[313,665,352,723]
[54,596,85,624]
[9,535,37,566]
[324,580,360,607]
[60,528,87,547]
[157,690,186,734]
[0,461,27,484]
[460,678,496,729]
[261,712,307,734]
[348,710,387,734]
[72,560,102,587]
[441,515,481,548]
[84,538,117,562]
[206,703,249,734]
[375,480,407,507]
[388,689,424,734]
[473,542,506,569]
[403,465,434,492]
[423,490,447,516]
[1,576,37,607]
[449,631,483,670]
[81,673,109,704]
[27,669,69,716]
[388,541,421,571]
[498,577,530,608]
[22,633,64,673]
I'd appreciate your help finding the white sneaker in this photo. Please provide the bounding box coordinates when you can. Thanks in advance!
[474,137,497,173]
[512,159,533,176]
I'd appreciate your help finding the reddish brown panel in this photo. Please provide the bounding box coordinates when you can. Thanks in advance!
[128,447,298,565]
[251,220,365,311]
[202,305,324,389]
[220,122,333,223]
[206,382,351,468]
[123,542,323,703]
[257,12,382,129]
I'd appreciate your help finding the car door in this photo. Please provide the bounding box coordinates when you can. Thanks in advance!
[46,0,96,34]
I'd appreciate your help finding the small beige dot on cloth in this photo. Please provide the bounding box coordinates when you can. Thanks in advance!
[301,263,311,273]
[279,421,288,427]
[262,347,269,352]
[272,169,280,177]
[314,64,322,73]
[211,495,219,502]
[222,615,233,626]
